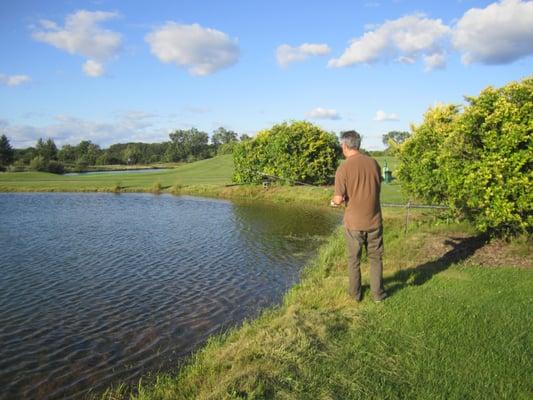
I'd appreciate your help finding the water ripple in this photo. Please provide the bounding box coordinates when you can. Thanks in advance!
[0,193,340,399]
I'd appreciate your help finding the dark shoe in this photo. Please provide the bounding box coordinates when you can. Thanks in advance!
[373,293,387,303]
[348,291,362,302]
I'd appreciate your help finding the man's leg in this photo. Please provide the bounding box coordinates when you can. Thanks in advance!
[367,226,387,301]
[344,228,364,301]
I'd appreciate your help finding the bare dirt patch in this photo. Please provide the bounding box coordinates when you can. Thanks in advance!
[421,232,532,269]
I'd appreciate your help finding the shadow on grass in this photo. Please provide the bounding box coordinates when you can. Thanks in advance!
[384,234,489,298]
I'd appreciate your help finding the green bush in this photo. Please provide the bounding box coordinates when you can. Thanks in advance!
[398,76,532,235]
[47,160,65,174]
[232,121,339,185]
[217,141,237,155]
[29,156,48,172]
[29,156,65,174]
[397,104,460,204]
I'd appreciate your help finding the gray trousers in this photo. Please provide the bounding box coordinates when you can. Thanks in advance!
[344,226,386,301]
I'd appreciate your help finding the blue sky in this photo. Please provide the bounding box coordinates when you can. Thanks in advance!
[1,0,532,150]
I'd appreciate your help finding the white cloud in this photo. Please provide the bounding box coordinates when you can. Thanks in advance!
[328,14,450,71]
[306,107,341,120]
[145,22,240,76]
[453,0,533,65]
[32,10,121,76]
[0,73,31,86]
[374,110,399,121]
[82,60,105,77]
[276,43,331,67]
[397,56,416,64]
[423,52,447,71]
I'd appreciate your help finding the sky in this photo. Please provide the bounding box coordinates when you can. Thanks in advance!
[0,0,532,150]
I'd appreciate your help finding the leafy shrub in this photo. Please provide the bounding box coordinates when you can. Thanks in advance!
[217,142,237,155]
[397,104,460,204]
[29,156,48,171]
[29,156,65,174]
[398,76,532,235]
[233,121,339,185]
[47,160,65,174]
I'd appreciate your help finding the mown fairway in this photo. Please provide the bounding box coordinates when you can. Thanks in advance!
[0,155,235,192]
[0,154,407,203]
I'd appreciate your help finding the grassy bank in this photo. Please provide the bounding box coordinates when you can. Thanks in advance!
[99,214,532,399]
[0,155,235,192]
[0,155,406,204]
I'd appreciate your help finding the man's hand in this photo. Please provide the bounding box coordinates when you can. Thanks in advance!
[330,195,344,207]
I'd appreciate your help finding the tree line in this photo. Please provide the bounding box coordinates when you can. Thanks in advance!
[0,127,251,173]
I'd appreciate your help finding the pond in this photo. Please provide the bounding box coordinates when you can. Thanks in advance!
[0,193,340,399]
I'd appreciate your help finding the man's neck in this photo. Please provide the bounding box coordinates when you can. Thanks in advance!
[345,149,360,158]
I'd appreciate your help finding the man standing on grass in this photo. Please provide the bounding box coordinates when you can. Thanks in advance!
[331,130,387,302]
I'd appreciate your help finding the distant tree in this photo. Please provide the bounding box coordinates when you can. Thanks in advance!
[58,144,77,164]
[167,128,209,162]
[76,140,101,165]
[29,155,48,171]
[124,144,143,164]
[14,147,36,165]
[0,134,14,166]
[35,138,58,161]
[212,127,238,147]
[239,134,252,141]
[382,131,410,147]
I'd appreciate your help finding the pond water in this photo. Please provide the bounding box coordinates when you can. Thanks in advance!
[0,193,340,399]
[64,168,166,176]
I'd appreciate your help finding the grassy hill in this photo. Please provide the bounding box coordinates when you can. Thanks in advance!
[0,154,407,203]
[0,155,235,192]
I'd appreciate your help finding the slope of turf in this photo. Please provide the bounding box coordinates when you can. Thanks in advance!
[0,155,235,192]
[0,154,407,203]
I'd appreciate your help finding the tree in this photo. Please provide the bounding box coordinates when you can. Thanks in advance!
[35,138,58,161]
[58,144,77,164]
[124,144,143,165]
[167,128,209,162]
[0,134,14,166]
[76,140,101,165]
[382,131,410,147]
[212,127,238,147]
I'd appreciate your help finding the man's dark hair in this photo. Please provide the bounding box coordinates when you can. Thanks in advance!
[340,130,361,150]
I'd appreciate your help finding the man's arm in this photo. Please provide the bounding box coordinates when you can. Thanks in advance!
[331,168,345,206]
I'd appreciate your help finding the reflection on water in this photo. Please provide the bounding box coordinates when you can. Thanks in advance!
[0,193,340,399]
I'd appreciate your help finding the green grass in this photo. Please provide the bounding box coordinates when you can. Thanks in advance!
[0,155,235,192]
[0,154,407,204]
[375,155,400,171]
[99,216,532,399]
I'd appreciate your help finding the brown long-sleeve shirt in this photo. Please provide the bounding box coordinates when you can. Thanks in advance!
[334,153,382,230]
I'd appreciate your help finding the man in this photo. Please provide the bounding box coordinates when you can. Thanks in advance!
[331,130,387,302]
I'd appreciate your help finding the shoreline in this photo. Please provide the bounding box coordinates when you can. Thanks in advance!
[3,167,530,399]
[96,209,531,399]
